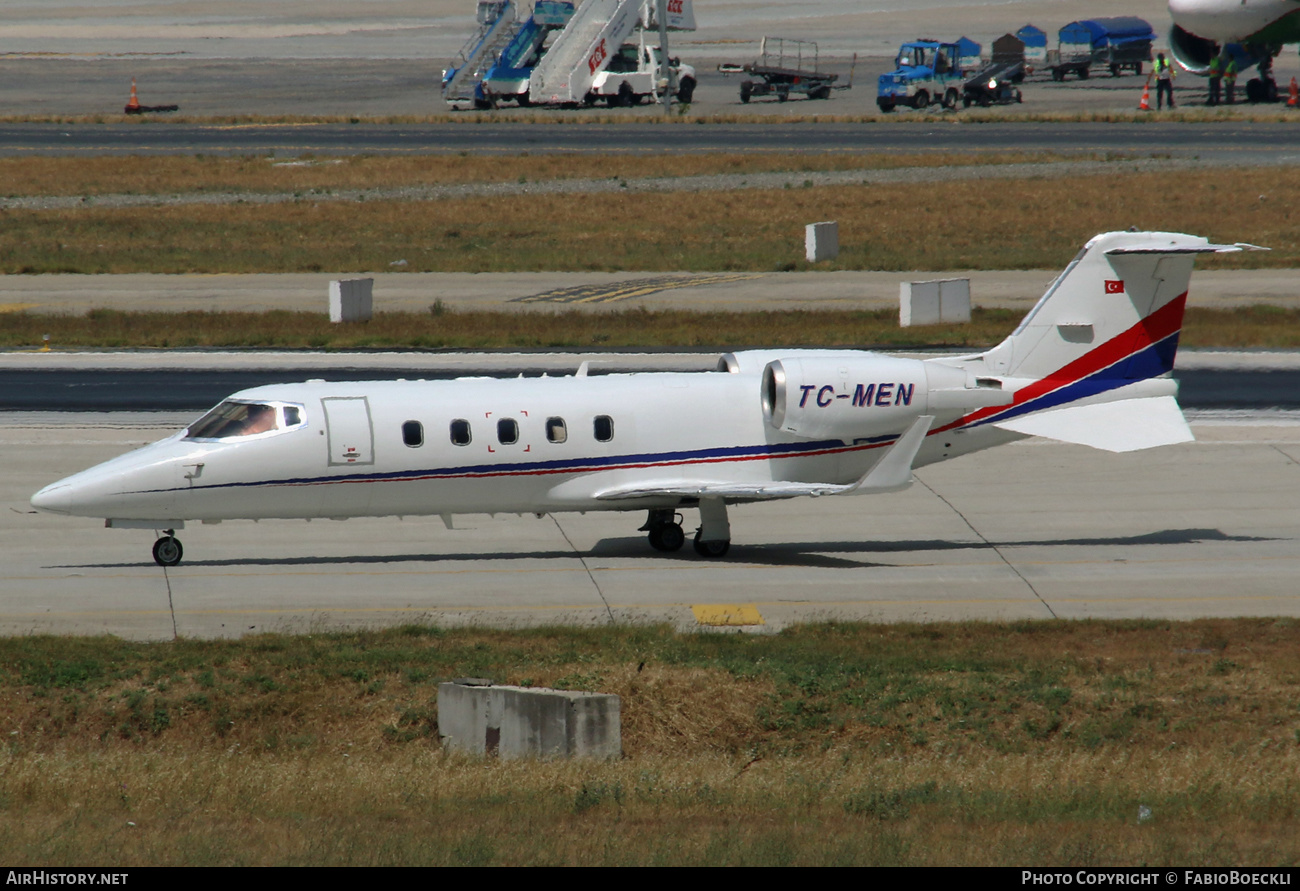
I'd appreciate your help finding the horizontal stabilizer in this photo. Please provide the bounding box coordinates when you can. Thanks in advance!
[992,396,1193,453]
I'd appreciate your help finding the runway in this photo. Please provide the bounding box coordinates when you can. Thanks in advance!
[6,409,1299,640]
[4,121,1300,163]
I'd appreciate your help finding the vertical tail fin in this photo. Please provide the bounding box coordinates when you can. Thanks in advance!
[983,231,1260,383]
[962,232,1263,452]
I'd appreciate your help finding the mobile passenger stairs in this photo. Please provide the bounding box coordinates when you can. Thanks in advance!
[737,38,855,103]
[480,1,577,106]
[527,0,696,107]
[442,1,526,107]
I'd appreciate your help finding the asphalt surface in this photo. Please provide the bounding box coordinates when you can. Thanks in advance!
[0,365,1287,412]
[8,409,1300,639]
[4,121,1300,162]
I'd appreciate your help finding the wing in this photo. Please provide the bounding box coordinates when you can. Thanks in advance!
[593,416,935,502]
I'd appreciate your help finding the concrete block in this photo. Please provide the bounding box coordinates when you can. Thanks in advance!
[805,221,838,263]
[900,277,971,326]
[329,277,373,323]
[438,682,621,760]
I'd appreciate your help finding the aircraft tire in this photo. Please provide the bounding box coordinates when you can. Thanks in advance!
[153,535,183,567]
[693,531,730,558]
[649,523,685,552]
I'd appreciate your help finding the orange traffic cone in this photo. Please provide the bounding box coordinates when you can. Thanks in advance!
[125,78,141,113]
[1138,78,1151,111]
[1289,77,1298,107]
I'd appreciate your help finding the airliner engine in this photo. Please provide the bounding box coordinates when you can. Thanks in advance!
[1169,25,1269,75]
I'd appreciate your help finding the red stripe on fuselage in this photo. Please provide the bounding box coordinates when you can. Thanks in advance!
[935,291,1187,434]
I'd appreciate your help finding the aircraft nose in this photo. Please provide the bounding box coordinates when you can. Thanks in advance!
[31,482,73,514]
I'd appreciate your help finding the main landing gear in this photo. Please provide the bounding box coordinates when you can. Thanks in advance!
[152,531,183,567]
[641,498,732,558]
[641,509,686,552]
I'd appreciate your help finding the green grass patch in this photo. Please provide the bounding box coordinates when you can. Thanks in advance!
[0,620,1299,864]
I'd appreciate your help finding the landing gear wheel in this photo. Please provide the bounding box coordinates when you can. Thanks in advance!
[649,523,685,552]
[153,534,183,567]
[692,530,730,559]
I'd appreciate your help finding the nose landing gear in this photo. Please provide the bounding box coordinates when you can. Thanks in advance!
[153,531,183,567]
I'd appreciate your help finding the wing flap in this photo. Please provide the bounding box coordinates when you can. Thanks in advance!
[593,416,935,501]
[992,395,1193,453]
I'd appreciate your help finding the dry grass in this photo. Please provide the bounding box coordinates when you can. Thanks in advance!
[1,619,1299,865]
[0,307,1021,350]
[7,306,1300,351]
[0,166,1295,275]
[0,152,1078,199]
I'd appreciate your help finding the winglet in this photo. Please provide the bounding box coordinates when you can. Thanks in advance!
[844,415,934,495]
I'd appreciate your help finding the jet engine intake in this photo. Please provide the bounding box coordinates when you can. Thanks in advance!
[1169,26,1267,75]
[761,357,929,441]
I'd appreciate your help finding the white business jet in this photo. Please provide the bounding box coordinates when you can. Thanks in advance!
[31,231,1256,566]
[1169,0,1300,96]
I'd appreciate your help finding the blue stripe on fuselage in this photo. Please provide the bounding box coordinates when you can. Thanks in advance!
[161,430,903,496]
[964,333,1178,430]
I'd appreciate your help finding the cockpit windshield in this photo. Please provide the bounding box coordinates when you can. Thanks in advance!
[186,401,303,440]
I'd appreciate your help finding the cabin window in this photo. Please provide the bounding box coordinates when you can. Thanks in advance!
[450,419,471,446]
[497,418,519,445]
[402,420,424,448]
[546,417,567,443]
[593,415,614,442]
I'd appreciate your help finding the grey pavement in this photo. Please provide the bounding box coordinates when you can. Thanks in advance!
[3,268,1298,318]
[5,411,1299,640]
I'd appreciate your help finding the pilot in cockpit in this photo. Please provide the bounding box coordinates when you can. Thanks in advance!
[240,404,278,436]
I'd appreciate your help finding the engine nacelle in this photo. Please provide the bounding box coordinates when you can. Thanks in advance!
[761,356,930,441]
[761,357,1013,440]
[1169,25,1267,75]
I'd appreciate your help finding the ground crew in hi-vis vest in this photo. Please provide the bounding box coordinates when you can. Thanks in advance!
[1225,57,1238,104]
[1154,53,1175,109]
[1207,55,1222,105]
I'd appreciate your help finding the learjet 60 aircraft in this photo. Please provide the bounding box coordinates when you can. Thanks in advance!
[31,231,1256,566]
